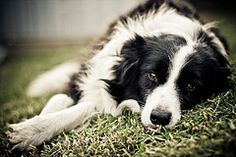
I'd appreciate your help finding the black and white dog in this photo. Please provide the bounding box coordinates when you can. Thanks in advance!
[7,0,230,150]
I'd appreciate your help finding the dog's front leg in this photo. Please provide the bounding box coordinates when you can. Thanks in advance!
[7,102,97,150]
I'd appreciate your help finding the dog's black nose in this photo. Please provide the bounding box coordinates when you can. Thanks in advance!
[150,109,171,126]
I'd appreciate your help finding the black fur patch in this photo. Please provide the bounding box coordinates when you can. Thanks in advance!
[64,63,90,103]
[196,29,229,66]
[166,0,200,20]
[177,38,230,109]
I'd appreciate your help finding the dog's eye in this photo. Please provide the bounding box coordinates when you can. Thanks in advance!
[186,83,196,92]
[148,72,158,82]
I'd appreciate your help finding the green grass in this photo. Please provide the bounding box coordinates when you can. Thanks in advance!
[0,12,236,156]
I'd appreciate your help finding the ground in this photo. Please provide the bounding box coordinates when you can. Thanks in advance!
[0,11,236,157]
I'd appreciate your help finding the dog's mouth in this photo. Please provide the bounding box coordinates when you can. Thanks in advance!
[145,124,162,131]
[145,122,175,131]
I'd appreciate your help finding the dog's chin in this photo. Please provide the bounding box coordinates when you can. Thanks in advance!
[145,124,162,131]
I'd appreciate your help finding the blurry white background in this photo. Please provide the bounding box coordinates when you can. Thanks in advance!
[0,0,142,45]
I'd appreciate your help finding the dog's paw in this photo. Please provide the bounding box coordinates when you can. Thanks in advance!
[6,116,54,150]
[111,99,141,117]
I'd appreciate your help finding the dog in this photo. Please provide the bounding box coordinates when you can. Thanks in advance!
[7,0,230,150]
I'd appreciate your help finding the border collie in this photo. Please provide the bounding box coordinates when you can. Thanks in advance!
[7,0,230,150]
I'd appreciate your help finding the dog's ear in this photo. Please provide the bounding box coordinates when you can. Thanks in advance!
[104,35,145,86]
[102,35,146,102]
[121,34,146,58]
[198,29,231,93]
[113,34,146,86]
[197,28,230,67]
[209,27,229,53]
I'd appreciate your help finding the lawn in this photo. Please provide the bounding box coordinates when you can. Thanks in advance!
[0,11,236,156]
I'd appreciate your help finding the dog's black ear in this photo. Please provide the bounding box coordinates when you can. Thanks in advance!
[166,0,199,20]
[197,29,231,94]
[121,34,146,58]
[209,27,229,53]
[113,34,146,85]
[111,34,145,84]
[202,63,231,99]
[103,35,146,102]
[197,29,230,67]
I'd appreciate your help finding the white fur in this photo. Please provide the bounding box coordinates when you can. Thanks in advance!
[112,99,141,117]
[27,60,80,97]
[168,45,195,83]
[142,45,195,128]
[40,94,74,116]
[7,98,140,150]
[7,101,97,150]
[141,84,181,128]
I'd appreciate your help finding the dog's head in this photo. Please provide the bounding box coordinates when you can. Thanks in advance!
[108,26,230,129]
[104,1,231,129]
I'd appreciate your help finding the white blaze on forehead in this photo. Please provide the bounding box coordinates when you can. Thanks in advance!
[168,44,195,83]
[141,44,196,127]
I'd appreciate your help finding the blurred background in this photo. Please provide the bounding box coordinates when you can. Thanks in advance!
[0,0,141,45]
[0,0,235,65]
[0,0,235,57]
